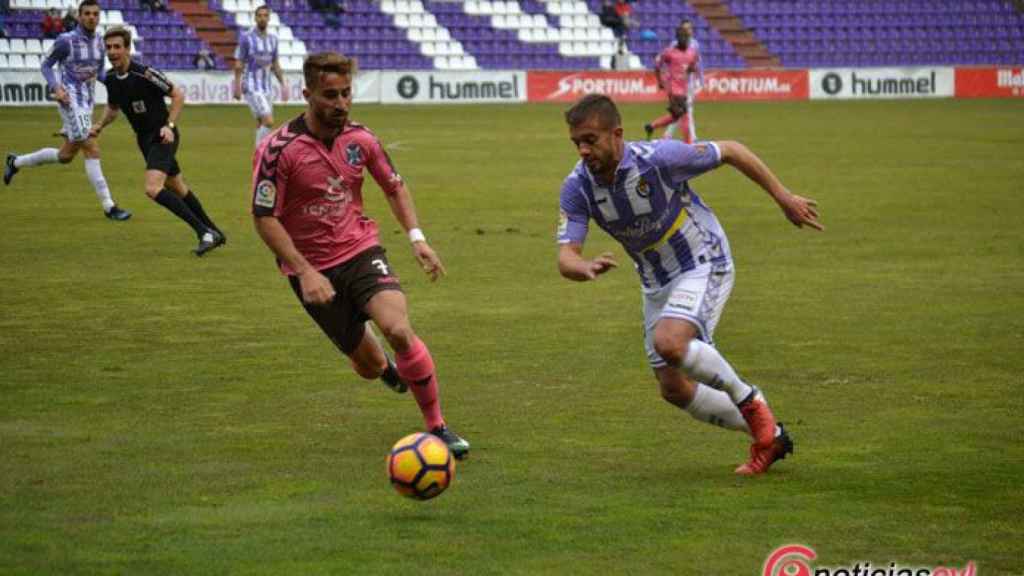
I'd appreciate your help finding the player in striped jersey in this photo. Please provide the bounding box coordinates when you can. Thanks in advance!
[233,5,288,146]
[3,0,130,221]
[557,95,823,475]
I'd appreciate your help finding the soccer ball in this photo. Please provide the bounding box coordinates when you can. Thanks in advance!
[387,432,455,500]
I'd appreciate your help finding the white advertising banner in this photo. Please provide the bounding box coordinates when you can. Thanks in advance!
[0,69,382,106]
[810,67,954,100]
[380,70,526,104]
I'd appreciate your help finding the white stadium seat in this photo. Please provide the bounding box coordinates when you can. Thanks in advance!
[0,40,10,54]
[435,28,450,41]
[433,56,449,69]
[222,0,238,11]
[0,55,8,69]
[10,39,26,53]
[8,54,26,69]
[25,39,42,54]
[463,0,478,14]
[24,54,42,68]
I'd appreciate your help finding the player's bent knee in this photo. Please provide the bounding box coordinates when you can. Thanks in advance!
[379,322,415,352]
[350,358,384,380]
[144,186,162,199]
[653,334,686,366]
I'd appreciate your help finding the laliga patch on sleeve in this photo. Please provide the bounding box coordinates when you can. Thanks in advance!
[557,210,568,237]
[255,179,276,208]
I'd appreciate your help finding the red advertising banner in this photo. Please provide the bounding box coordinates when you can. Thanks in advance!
[526,69,810,103]
[527,70,662,103]
[955,67,1024,98]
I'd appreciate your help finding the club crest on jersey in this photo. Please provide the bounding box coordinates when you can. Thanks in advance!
[635,179,650,198]
[345,143,364,167]
[131,100,147,114]
[254,179,276,208]
[693,143,708,156]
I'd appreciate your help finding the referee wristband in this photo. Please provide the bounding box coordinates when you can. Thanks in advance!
[408,228,426,244]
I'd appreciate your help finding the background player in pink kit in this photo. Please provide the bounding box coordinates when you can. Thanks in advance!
[251,52,469,459]
[644,19,703,143]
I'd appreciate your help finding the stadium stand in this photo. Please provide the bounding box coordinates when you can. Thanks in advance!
[0,0,1022,70]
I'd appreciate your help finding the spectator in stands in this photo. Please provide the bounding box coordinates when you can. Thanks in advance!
[309,0,345,29]
[140,0,168,13]
[613,0,635,32]
[598,0,627,42]
[42,8,64,39]
[62,8,78,32]
[0,0,10,14]
[0,14,7,40]
[193,47,216,70]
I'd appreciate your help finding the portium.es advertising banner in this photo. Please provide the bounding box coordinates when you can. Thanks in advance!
[526,69,809,103]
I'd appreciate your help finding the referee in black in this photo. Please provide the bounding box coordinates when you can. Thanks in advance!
[91,26,225,256]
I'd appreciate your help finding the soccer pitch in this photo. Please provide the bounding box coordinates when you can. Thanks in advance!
[1,99,1022,574]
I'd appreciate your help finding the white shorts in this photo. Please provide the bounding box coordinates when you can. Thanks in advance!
[58,102,94,143]
[244,91,273,120]
[642,263,734,368]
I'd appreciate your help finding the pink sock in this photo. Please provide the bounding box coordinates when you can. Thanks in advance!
[395,336,445,430]
[651,114,674,130]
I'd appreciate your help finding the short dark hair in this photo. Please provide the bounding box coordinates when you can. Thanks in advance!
[79,0,100,11]
[255,4,270,15]
[103,26,132,49]
[564,94,621,130]
[303,52,355,90]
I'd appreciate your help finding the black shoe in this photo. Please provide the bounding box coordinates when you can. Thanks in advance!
[104,205,132,221]
[193,230,226,256]
[380,357,407,394]
[430,425,470,460]
[643,123,654,141]
[4,153,18,185]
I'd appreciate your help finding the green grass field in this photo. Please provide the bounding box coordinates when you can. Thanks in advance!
[1,98,1022,575]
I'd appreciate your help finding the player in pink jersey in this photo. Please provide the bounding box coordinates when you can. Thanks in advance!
[644,19,703,143]
[251,52,469,459]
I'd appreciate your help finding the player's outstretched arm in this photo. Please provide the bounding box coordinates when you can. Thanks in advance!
[89,105,120,139]
[717,140,824,231]
[253,215,336,305]
[558,243,617,282]
[382,181,446,282]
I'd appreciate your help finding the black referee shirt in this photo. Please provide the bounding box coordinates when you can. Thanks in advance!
[102,61,175,137]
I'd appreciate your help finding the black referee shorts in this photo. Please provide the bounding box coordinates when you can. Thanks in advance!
[136,126,181,177]
[288,245,404,355]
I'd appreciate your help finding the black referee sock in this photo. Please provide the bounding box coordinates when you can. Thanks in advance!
[154,189,208,237]
[182,191,222,235]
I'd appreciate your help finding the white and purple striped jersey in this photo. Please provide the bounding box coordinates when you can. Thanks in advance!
[557,140,732,291]
[235,28,279,95]
[41,28,105,108]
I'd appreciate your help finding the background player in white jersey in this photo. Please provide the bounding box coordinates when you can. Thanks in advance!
[233,5,288,146]
[3,0,130,221]
[557,95,823,475]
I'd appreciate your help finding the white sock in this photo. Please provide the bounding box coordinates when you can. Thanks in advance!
[255,125,271,145]
[685,383,749,432]
[14,148,60,168]
[681,339,754,404]
[664,122,677,139]
[83,158,115,212]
